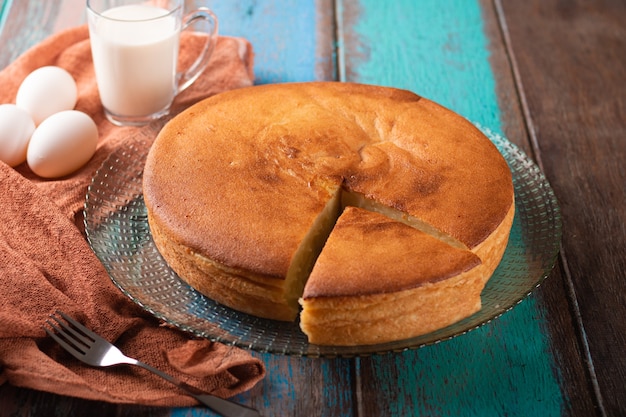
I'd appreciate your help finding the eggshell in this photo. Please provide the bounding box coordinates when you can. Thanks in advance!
[27,110,98,178]
[0,104,36,167]
[16,66,78,125]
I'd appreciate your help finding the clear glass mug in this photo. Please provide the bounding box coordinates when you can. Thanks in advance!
[87,0,218,126]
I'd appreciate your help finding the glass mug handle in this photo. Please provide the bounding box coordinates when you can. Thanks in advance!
[176,8,219,93]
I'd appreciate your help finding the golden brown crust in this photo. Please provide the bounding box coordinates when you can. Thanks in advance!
[303,207,482,298]
[143,81,515,338]
[144,83,512,258]
[342,98,513,249]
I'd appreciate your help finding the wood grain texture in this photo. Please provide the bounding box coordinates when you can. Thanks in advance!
[0,0,85,69]
[0,1,349,416]
[338,0,582,415]
[1,0,620,415]
[498,1,626,415]
[231,354,354,417]
[198,0,329,83]
[0,384,170,417]
[481,1,600,415]
[478,0,530,153]
[168,354,354,417]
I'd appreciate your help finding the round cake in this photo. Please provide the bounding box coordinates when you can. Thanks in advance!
[143,82,515,346]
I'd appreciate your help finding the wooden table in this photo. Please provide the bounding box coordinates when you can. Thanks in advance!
[1,1,624,416]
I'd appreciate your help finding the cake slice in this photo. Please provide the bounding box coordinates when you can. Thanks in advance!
[299,206,483,346]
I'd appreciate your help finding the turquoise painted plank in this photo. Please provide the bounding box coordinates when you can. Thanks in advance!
[0,0,13,33]
[241,354,353,417]
[342,0,502,132]
[341,0,564,416]
[202,0,321,84]
[171,354,354,417]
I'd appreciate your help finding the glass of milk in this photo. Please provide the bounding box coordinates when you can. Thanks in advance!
[87,0,218,126]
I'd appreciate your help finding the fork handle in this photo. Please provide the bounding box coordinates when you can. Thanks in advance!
[133,360,261,417]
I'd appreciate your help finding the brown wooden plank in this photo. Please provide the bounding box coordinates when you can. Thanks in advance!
[482,1,601,415]
[479,0,531,153]
[235,353,354,416]
[0,384,170,417]
[497,0,626,415]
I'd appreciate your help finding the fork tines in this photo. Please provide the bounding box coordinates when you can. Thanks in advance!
[44,311,94,358]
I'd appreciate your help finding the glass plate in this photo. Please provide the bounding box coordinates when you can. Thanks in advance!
[84,127,561,357]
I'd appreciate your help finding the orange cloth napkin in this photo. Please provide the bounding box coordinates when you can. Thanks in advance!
[0,26,265,406]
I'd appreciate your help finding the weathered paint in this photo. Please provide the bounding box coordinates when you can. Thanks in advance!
[171,354,354,417]
[0,0,13,33]
[201,0,320,84]
[342,0,564,415]
[0,1,81,69]
[343,0,501,131]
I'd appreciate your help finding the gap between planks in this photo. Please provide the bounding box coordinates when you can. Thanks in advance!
[331,2,364,416]
[491,1,607,416]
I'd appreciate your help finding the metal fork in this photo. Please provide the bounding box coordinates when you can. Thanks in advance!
[44,310,261,417]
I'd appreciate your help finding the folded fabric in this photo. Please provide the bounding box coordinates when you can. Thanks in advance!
[0,25,265,406]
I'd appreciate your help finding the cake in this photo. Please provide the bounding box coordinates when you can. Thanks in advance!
[143,82,515,346]
[300,207,483,345]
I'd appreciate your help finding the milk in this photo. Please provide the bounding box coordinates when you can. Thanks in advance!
[89,5,180,118]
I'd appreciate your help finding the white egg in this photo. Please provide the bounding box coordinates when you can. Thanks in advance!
[16,66,78,125]
[27,110,98,178]
[0,104,36,167]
